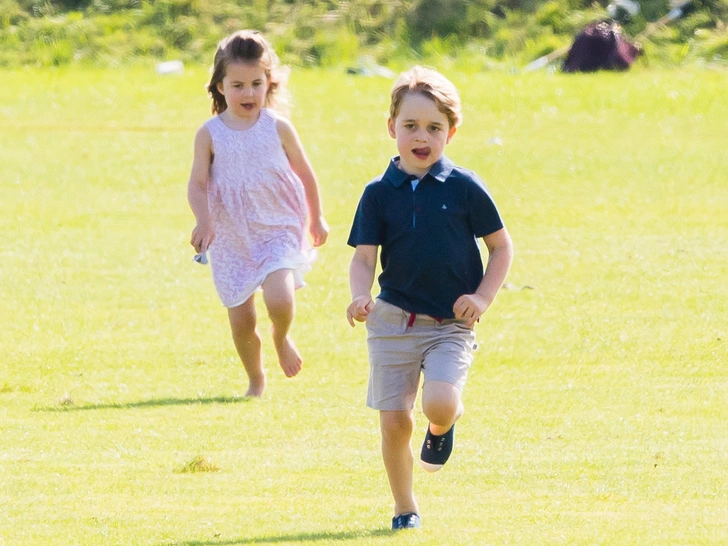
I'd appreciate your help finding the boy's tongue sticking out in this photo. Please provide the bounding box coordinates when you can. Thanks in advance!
[412,147,430,160]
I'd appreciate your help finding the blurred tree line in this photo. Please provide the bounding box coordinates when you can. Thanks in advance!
[1,0,727,67]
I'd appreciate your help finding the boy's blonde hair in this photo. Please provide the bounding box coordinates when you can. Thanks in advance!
[389,66,462,128]
[207,30,290,116]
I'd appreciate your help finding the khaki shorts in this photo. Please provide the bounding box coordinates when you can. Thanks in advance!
[366,299,477,411]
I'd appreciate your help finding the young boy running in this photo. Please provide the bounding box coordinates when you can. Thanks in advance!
[346,66,513,530]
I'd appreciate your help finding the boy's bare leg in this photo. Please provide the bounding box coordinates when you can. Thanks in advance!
[227,296,265,397]
[262,269,302,378]
[422,380,463,434]
[380,410,419,516]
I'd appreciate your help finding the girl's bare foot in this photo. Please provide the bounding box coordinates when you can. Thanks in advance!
[274,336,303,378]
[244,372,266,397]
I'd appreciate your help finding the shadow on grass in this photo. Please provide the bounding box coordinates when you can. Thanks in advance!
[35,395,253,412]
[169,528,395,545]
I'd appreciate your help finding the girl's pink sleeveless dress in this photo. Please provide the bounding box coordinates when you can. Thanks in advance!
[204,108,313,308]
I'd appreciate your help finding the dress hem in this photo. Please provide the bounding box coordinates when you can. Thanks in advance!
[222,248,317,308]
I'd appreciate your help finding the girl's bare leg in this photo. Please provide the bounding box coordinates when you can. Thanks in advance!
[261,269,302,378]
[227,296,265,397]
[380,410,419,517]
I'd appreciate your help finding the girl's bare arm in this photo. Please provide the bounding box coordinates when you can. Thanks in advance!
[276,116,329,247]
[187,126,215,253]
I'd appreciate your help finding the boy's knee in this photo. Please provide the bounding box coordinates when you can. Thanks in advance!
[380,411,414,441]
[422,381,462,426]
[422,403,460,427]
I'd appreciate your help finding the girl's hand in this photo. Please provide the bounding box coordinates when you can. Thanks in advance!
[191,223,215,253]
[347,295,374,327]
[453,293,489,328]
[310,216,330,247]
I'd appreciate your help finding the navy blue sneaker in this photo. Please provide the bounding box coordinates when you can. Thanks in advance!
[391,512,421,530]
[420,424,454,473]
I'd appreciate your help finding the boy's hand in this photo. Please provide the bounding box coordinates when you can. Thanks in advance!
[453,293,490,328]
[310,216,330,247]
[347,296,374,327]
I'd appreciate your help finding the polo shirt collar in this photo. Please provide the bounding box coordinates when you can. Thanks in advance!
[383,155,455,187]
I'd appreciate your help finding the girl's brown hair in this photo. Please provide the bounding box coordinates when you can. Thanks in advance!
[207,30,289,115]
[389,66,462,128]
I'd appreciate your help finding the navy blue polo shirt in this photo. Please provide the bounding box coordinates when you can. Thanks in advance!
[348,155,504,318]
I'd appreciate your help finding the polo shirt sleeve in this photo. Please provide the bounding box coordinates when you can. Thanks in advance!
[347,185,383,248]
[467,177,505,238]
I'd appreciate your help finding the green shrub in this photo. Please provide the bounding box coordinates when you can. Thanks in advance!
[520,30,567,63]
[30,33,74,65]
[694,28,728,58]
[678,11,716,38]
[130,27,166,57]
[406,0,470,44]
[1,0,727,67]
[534,0,571,34]
[312,27,359,66]
[1,0,30,27]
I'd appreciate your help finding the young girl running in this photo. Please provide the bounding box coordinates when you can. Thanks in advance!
[188,30,329,397]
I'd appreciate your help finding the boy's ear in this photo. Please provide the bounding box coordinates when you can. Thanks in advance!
[387,117,396,139]
[446,125,457,143]
[217,81,224,95]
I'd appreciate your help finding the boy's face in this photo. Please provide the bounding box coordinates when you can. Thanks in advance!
[388,91,456,177]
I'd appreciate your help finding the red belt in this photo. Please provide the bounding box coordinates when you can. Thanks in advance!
[407,313,443,327]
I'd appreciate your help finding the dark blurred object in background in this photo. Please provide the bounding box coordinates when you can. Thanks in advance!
[562,19,642,73]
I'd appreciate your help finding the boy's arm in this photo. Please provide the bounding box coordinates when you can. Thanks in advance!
[453,227,514,327]
[188,126,215,253]
[276,117,329,247]
[347,245,378,327]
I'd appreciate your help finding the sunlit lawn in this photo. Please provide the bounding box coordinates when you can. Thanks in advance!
[1,64,726,545]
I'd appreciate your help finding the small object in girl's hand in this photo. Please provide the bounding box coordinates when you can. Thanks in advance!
[193,252,208,265]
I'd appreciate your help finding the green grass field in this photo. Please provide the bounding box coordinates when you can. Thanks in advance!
[1,65,727,545]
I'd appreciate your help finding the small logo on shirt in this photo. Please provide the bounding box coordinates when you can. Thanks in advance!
[441,204,447,210]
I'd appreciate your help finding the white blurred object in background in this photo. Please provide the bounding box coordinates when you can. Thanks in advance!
[156,60,184,75]
[607,0,640,19]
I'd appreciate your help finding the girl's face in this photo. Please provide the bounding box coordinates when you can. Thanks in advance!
[388,92,456,178]
[217,61,269,121]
